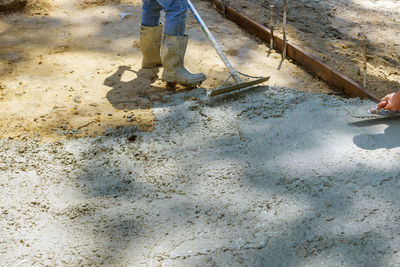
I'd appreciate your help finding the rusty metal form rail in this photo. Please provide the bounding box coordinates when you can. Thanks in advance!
[206,0,379,101]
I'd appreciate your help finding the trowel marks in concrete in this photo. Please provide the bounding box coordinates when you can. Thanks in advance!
[1,86,400,266]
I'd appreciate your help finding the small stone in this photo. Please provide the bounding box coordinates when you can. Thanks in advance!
[108,112,113,116]
[326,217,335,222]
[73,96,81,103]
[104,127,114,136]
[68,129,81,135]
[127,134,137,142]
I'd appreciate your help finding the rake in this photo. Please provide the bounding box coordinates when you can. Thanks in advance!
[188,0,270,96]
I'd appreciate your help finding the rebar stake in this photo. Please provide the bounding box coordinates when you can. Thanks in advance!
[362,36,368,88]
[358,33,368,88]
[270,4,274,49]
[282,0,287,59]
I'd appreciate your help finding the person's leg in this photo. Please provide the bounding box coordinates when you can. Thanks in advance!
[157,0,206,85]
[140,0,163,68]
[160,34,205,85]
[157,0,187,36]
[141,0,162,27]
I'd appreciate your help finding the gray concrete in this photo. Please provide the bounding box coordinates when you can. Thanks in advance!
[1,86,400,266]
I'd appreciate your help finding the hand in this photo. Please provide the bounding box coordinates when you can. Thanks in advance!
[377,91,400,111]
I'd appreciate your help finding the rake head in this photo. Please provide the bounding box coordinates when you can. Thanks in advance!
[208,72,270,97]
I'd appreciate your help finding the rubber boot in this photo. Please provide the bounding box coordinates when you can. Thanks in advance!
[160,34,206,85]
[140,24,163,68]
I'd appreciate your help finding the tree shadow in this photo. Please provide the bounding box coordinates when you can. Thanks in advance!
[68,86,400,265]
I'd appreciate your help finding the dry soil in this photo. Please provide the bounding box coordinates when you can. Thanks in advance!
[0,0,331,141]
[232,0,400,99]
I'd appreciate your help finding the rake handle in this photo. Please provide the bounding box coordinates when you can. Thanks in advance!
[187,0,242,84]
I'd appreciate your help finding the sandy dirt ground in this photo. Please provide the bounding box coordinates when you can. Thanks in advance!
[0,0,331,141]
[232,0,400,99]
[2,0,400,266]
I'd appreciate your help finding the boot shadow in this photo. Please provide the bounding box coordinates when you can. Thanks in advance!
[104,65,166,110]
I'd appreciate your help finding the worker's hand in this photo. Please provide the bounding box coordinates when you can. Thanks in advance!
[377,91,400,111]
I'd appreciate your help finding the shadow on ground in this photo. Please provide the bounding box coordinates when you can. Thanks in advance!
[351,117,400,150]
[66,87,400,266]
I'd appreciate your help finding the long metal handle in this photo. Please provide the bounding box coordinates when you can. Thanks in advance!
[187,0,242,84]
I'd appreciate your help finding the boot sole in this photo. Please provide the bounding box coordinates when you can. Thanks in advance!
[166,81,203,91]
[142,63,162,69]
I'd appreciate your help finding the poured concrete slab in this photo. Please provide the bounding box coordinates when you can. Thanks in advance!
[1,87,400,266]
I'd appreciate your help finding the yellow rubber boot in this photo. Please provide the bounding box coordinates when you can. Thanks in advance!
[140,24,163,68]
[160,34,206,85]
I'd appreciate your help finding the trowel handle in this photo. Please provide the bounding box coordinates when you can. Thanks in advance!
[187,0,242,84]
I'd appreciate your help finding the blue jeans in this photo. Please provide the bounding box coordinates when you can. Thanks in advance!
[141,0,187,36]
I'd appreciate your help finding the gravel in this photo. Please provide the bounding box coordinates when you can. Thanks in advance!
[1,86,400,266]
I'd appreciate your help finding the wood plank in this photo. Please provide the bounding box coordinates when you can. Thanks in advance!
[206,0,379,101]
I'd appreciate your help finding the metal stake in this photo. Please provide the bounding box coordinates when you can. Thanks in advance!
[270,4,274,49]
[363,36,368,88]
[282,0,287,59]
